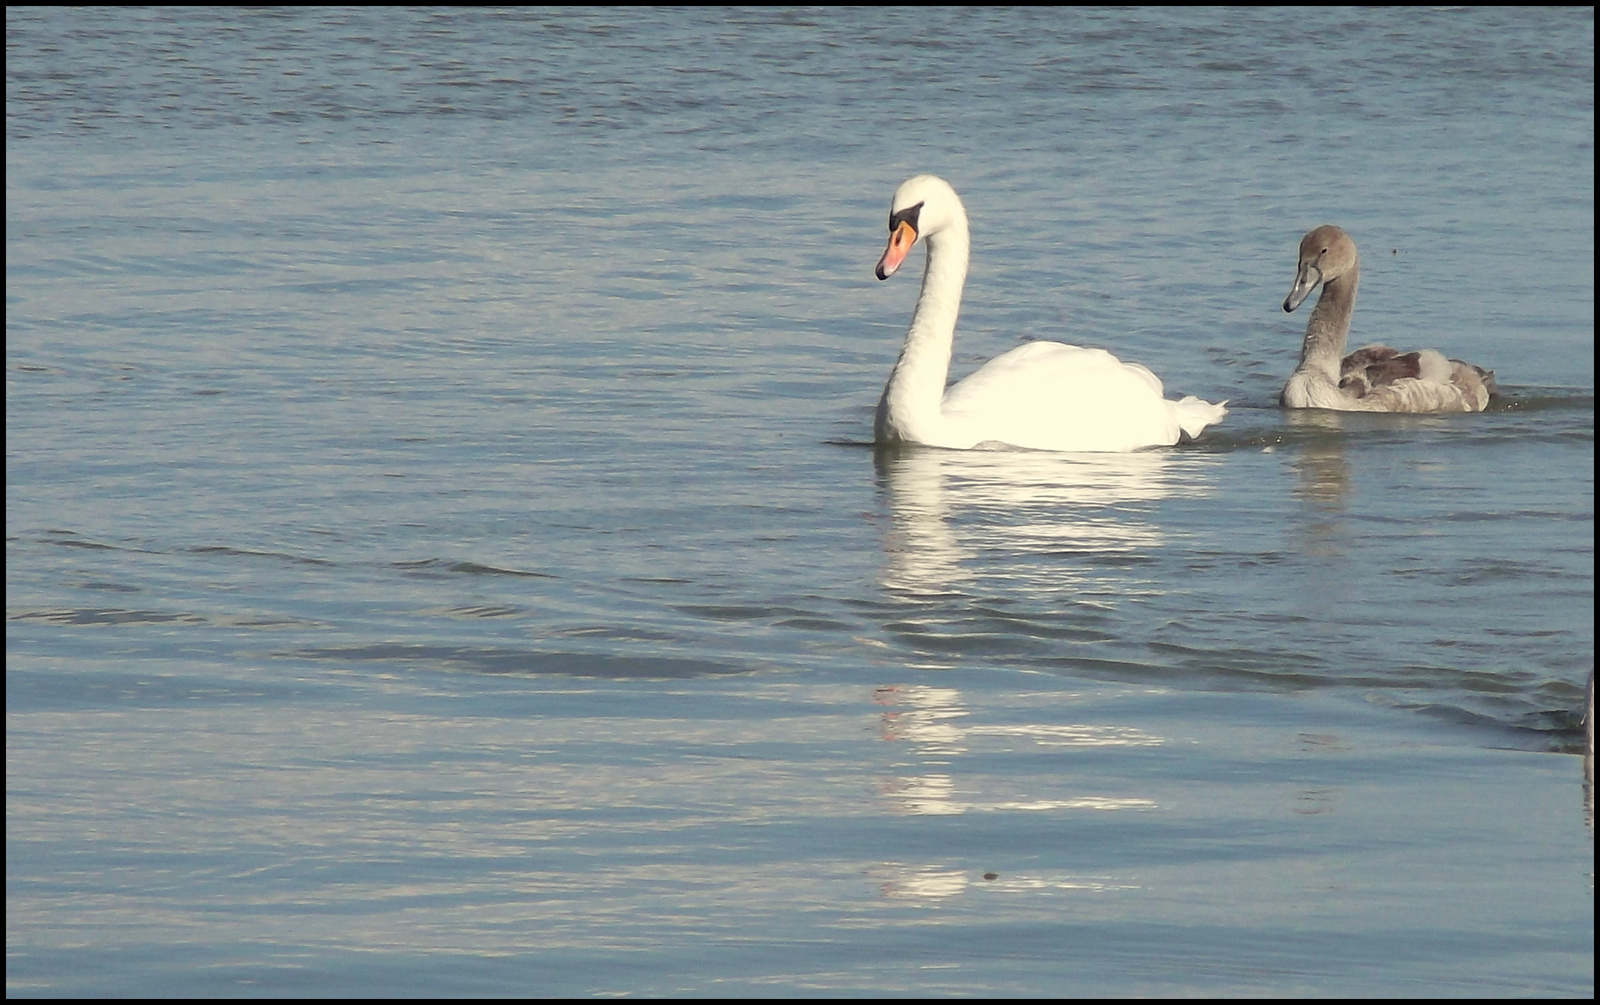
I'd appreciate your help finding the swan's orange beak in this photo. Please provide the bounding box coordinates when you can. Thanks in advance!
[875,220,918,281]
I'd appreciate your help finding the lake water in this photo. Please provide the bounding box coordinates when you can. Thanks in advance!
[6,7,1593,996]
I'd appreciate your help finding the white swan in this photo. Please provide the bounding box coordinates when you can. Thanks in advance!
[872,174,1227,452]
[1281,224,1497,412]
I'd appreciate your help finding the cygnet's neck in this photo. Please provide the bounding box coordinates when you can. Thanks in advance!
[876,220,970,442]
[1297,265,1359,380]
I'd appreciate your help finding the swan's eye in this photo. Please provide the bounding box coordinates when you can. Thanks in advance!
[889,201,925,234]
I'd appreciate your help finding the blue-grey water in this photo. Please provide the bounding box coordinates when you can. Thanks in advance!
[6,7,1593,997]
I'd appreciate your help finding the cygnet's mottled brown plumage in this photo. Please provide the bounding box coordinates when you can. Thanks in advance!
[1280,225,1497,412]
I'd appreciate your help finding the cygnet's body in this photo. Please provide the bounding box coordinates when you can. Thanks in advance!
[1281,225,1497,412]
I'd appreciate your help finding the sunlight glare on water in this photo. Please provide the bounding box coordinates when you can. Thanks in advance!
[6,7,1593,996]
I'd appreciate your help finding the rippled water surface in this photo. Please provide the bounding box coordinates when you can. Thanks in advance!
[7,8,1593,996]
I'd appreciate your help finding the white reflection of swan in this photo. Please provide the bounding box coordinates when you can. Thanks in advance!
[876,446,1198,597]
[873,684,1159,818]
[876,450,971,597]
[875,684,969,760]
[871,862,1140,903]
[875,865,970,901]
[878,773,965,817]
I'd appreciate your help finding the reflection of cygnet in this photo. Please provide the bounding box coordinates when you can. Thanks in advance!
[872,174,1226,451]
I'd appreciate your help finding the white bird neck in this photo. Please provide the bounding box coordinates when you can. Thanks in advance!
[876,215,971,443]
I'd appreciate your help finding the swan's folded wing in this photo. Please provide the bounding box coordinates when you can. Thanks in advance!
[940,342,1211,451]
[944,342,1157,405]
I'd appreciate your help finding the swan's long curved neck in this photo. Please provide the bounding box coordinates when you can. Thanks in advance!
[876,221,970,442]
[1297,267,1358,379]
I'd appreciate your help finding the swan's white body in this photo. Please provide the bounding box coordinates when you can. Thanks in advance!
[872,175,1226,453]
[1281,225,1496,413]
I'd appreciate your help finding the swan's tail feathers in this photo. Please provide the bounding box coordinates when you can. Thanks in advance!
[1450,359,1499,406]
[1173,396,1228,440]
